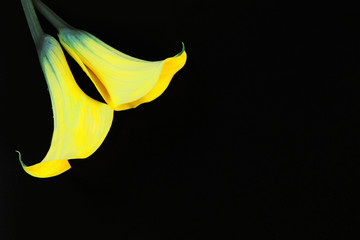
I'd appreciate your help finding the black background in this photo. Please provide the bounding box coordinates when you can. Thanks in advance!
[1,1,360,239]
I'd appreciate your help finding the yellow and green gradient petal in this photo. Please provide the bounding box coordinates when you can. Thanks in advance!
[33,0,187,111]
[19,0,113,178]
[19,36,113,178]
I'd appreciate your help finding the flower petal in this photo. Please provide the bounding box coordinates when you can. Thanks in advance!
[58,29,187,110]
[19,36,114,178]
[17,151,71,178]
[119,43,187,110]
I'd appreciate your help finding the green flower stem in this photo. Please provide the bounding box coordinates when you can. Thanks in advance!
[21,0,45,46]
[32,0,72,30]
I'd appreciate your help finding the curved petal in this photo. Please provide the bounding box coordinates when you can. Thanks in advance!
[19,35,114,178]
[120,43,187,110]
[58,28,187,111]
[17,151,71,178]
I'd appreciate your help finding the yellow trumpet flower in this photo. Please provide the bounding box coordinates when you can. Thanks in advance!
[20,0,113,178]
[33,0,187,111]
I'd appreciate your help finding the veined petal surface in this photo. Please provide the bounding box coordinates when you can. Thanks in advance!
[58,28,187,111]
[20,35,114,178]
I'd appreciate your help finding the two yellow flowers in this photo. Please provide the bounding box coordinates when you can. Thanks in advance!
[19,0,187,178]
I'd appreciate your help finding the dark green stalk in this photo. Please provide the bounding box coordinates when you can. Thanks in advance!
[21,0,45,46]
[32,0,72,30]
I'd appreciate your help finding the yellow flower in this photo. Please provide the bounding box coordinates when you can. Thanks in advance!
[34,0,187,111]
[19,0,186,177]
[18,35,113,178]
[59,30,186,110]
